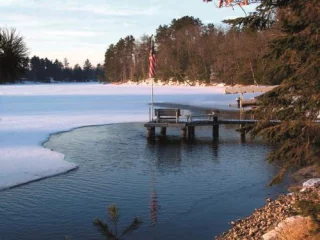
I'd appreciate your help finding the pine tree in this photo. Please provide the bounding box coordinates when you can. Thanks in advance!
[73,64,83,82]
[243,0,320,184]
[63,58,72,81]
[93,204,142,240]
[104,44,118,82]
[0,28,28,83]
[83,59,93,80]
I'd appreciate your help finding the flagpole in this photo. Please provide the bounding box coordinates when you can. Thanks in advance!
[151,77,154,121]
[149,34,156,122]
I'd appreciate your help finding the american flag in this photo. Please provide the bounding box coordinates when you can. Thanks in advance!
[203,0,250,8]
[149,36,156,78]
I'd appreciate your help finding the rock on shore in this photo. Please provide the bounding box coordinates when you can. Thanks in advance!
[215,179,320,240]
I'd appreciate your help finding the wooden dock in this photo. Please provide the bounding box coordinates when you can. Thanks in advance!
[144,120,250,140]
[144,108,262,141]
[144,108,319,141]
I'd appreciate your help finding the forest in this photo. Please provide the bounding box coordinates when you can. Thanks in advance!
[0,27,103,84]
[21,56,104,83]
[101,16,275,86]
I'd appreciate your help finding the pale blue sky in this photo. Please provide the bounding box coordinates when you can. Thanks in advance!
[0,0,257,66]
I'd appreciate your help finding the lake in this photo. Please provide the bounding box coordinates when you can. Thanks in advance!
[0,122,288,240]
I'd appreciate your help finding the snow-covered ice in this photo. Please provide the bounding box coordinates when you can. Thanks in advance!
[0,82,236,191]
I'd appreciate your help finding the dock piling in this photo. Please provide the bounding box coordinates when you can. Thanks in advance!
[187,126,195,140]
[181,127,187,139]
[212,116,219,141]
[240,124,246,142]
[147,127,155,140]
[160,127,167,137]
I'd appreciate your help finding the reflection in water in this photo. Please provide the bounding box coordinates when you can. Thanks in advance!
[149,172,159,225]
[146,137,221,226]
[212,141,219,158]
[147,140,182,167]
[147,139,182,225]
[241,133,246,143]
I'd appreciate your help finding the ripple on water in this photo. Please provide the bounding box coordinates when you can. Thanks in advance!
[0,122,288,240]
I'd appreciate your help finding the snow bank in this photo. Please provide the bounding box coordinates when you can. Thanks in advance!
[300,178,320,192]
[0,83,229,191]
[302,178,320,188]
[125,79,212,87]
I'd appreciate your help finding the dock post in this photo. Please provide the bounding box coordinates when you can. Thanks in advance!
[147,127,155,140]
[160,127,167,137]
[181,127,187,139]
[240,124,246,142]
[187,126,195,140]
[212,116,219,141]
[240,92,244,119]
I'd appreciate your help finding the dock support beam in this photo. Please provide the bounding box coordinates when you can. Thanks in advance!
[187,126,195,140]
[181,127,187,139]
[160,127,167,137]
[212,116,219,141]
[147,127,155,140]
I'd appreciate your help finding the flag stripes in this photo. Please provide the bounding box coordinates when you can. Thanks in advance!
[149,38,156,78]
[203,0,255,8]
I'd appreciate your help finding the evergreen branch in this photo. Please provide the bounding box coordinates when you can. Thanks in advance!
[93,218,116,240]
[268,167,287,186]
[120,217,143,238]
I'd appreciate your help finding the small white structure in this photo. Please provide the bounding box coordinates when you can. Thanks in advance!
[225,85,278,116]
[225,85,278,94]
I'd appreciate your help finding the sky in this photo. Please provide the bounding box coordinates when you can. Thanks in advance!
[0,0,257,67]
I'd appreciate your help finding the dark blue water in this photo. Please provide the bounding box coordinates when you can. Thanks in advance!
[0,123,288,240]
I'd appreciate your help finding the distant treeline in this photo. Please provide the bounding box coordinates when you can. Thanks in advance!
[22,56,104,83]
[101,16,277,85]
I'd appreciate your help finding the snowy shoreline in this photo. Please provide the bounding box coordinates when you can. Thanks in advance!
[116,79,229,87]
[0,83,230,191]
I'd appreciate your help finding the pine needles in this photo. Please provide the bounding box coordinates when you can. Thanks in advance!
[93,204,142,240]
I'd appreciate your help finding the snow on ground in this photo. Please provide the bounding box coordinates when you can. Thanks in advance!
[0,82,235,191]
